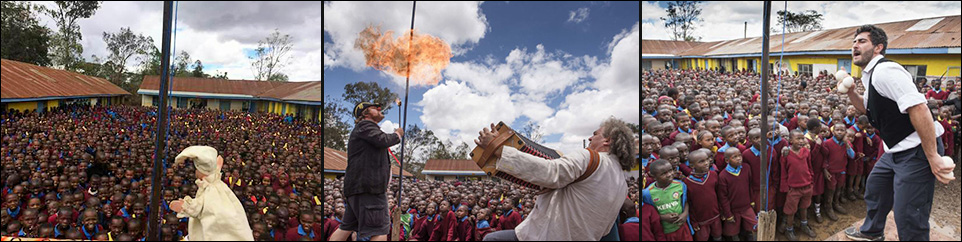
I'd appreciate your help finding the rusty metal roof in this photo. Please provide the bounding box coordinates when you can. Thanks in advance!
[139,76,320,102]
[423,159,484,173]
[140,76,286,96]
[641,39,708,55]
[323,147,414,177]
[257,81,322,102]
[644,15,961,57]
[1,59,129,100]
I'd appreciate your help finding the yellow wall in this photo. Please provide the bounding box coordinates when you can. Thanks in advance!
[46,100,60,109]
[879,54,962,77]
[7,102,38,112]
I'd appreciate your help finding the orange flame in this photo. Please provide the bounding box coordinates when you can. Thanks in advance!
[354,25,452,86]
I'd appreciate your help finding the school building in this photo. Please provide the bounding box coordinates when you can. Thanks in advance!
[137,76,322,122]
[643,15,961,80]
[421,159,488,182]
[1,59,129,113]
[323,147,413,180]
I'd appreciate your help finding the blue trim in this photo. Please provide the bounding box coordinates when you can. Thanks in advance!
[1,95,124,103]
[324,169,346,174]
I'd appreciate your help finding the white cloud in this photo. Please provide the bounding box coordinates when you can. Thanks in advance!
[568,7,590,23]
[541,22,640,147]
[323,1,489,72]
[418,81,518,146]
[35,1,321,81]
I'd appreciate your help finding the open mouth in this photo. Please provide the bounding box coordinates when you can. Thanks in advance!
[853,51,861,58]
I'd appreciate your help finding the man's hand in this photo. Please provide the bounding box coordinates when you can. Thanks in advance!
[395,128,404,139]
[170,199,184,213]
[474,123,501,148]
[928,155,956,184]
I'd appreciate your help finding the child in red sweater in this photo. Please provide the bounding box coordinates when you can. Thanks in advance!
[684,149,722,241]
[718,148,755,241]
[742,128,762,214]
[822,123,855,220]
[453,205,474,241]
[780,130,817,240]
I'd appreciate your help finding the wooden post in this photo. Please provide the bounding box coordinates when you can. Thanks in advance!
[757,1,777,241]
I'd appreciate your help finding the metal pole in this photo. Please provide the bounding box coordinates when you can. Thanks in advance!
[758,1,775,241]
[148,1,174,240]
[399,0,415,220]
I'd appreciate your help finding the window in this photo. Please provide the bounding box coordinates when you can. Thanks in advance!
[177,97,187,109]
[798,64,813,77]
[838,59,852,72]
[151,96,159,107]
[903,65,927,82]
[642,60,651,70]
[434,176,443,181]
[220,100,231,111]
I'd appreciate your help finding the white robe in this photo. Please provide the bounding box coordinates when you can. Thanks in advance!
[177,172,254,241]
[497,146,628,241]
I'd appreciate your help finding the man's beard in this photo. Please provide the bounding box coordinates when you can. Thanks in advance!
[854,50,873,67]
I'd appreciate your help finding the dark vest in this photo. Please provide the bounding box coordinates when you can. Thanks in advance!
[866,58,916,150]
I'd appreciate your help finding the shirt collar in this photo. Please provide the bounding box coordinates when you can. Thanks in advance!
[862,55,885,75]
[750,146,760,156]
[623,217,640,224]
[297,225,315,238]
[725,164,742,175]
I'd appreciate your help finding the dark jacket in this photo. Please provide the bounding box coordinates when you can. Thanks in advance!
[343,120,401,197]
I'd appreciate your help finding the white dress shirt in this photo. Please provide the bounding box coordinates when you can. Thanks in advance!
[860,55,944,153]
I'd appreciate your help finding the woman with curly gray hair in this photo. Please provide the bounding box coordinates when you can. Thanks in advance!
[475,117,634,241]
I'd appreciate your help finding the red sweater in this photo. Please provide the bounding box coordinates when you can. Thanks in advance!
[864,133,882,160]
[474,219,495,241]
[323,217,341,241]
[641,203,666,241]
[822,138,853,173]
[718,164,752,218]
[926,89,950,100]
[429,211,457,241]
[285,225,316,241]
[619,220,640,241]
[780,147,813,192]
[412,214,438,241]
[714,143,747,172]
[742,147,761,196]
[453,216,475,241]
[940,120,956,157]
[498,209,522,231]
[683,171,720,224]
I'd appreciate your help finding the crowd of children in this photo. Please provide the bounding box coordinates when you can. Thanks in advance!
[642,68,960,241]
[1,104,323,241]
[322,175,641,241]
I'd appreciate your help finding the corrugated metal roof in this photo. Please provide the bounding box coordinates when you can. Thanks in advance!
[139,76,321,103]
[1,59,129,100]
[423,159,483,173]
[257,81,322,102]
[323,147,413,177]
[644,15,961,57]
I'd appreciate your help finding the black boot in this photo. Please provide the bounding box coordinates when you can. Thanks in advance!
[785,226,798,241]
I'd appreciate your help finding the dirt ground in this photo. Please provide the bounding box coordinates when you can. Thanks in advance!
[773,155,962,241]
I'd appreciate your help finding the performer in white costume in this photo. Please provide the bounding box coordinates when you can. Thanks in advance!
[170,146,254,241]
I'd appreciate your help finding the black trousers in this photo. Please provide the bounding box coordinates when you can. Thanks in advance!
[859,139,944,241]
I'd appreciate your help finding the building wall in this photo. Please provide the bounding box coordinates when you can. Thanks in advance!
[882,54,962,77]
[7,102,38,113]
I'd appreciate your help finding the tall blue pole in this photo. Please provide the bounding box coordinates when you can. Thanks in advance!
[148,1,174,240]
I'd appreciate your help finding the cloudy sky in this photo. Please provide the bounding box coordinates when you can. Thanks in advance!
[324,1,640,155]
[643,1,961,41]
[32,1,322,81]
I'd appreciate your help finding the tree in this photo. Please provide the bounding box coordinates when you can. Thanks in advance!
[341,82,399,117]
[391,125,438,166]
[138,46,162,76]
[771,10,823,34]
[173,50,191,76]
[103,27,153,85]
[428,140,469,160]
[191,60,205,77]
[660,1,702,42]
[267,72,288,82]
[323,95,351,151]
[250,29,293,81]
[519,121,545,144]
[44,1,101,70]
[1,1,52,66]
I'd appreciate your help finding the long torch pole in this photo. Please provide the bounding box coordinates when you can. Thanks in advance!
[148,1,174,240]
[398,0,415,223]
